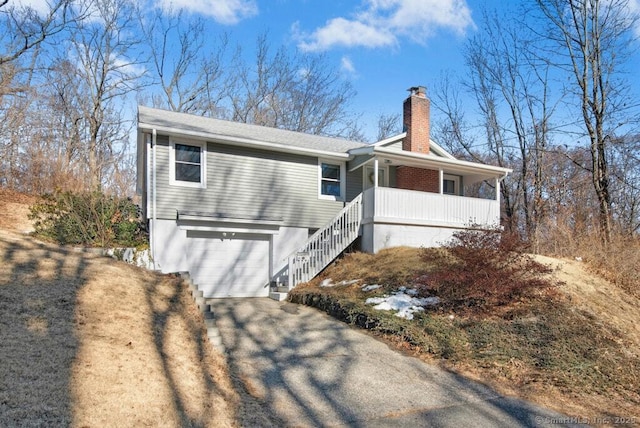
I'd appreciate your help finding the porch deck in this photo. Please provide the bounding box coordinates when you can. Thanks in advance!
[362,186,500,228]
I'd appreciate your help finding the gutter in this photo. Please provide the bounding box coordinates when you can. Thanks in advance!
[137,123,353,161]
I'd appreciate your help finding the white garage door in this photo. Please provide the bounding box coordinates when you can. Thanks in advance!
[186,231,270,298]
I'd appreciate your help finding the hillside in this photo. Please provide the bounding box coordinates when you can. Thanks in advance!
[0,190,276,427]
[290,247,640,422]
[2,188,638,425]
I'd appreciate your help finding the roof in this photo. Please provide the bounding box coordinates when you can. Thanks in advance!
[138,105,511,180]
[138,106,367,157]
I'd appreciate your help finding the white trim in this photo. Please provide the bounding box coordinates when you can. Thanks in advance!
[443,174,460,195]
[178,225,280,234]
[318,159,346,201]
[371,146,512,176]
[169,137,207,188]
[178,214,281,226]
[369,132,407,147]
[428,140,456,159]
[363,164,389,189]
[139,123,351,160]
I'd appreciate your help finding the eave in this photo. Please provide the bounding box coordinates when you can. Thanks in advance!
[138,121,351,161]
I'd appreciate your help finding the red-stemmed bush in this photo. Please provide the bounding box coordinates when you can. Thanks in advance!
[418,228,558,313]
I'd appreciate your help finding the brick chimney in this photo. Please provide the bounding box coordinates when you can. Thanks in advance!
[396,86,440,193]
[402,86,430,154]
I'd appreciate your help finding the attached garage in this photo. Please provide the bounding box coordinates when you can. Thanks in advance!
[185,230,271,298]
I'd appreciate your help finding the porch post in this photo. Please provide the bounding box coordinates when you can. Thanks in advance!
[439,169,443,194]
[373,158,379,188]
[495,177,501,202]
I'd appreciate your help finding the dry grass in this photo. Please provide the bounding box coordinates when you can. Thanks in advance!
[290,248,640,422]
[0,228,241,427]
[539,225,640,298]
[0,190,279,427]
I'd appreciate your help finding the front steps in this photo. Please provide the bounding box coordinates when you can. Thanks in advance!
[179,272,225,353]
[269,285,290,301]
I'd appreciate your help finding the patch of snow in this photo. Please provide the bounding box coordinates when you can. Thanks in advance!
[361,284,381,292]
[337,279,361,286]
[365,290,440,320]
[320,278,334,287]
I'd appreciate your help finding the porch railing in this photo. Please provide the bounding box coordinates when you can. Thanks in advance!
[362,187,500,227]
[287,193,363,287]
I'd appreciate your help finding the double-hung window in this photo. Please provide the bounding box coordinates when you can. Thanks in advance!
[170,139,206,188]
[319,160,345,200]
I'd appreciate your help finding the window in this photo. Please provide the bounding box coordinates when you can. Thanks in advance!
[443,174,460,195]
[170,139,206,188]
[319,160,345,200]
[363,165,387,190]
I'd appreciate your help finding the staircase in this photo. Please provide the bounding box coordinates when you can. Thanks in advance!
[286,193,363,289]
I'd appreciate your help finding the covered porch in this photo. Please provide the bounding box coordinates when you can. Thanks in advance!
[348,143,511,252]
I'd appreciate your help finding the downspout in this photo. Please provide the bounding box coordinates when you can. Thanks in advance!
[152,129,157,270]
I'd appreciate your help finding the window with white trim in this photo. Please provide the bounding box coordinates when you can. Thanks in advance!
[319,160,345,200]
[443,174,460,195]
[170,139,206,188]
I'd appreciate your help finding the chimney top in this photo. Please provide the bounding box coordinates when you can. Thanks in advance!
[407,86,426,97]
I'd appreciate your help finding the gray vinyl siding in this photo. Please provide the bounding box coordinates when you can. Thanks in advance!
[389,166,397,187]
[346,168,363,201]
[384,140,404,151]
[152,135,346,228]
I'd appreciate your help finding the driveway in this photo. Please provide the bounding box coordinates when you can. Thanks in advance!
[209,298,582,427]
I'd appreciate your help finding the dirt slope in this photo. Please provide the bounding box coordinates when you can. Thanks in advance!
[0,190,279,427]
[536,254,640,353]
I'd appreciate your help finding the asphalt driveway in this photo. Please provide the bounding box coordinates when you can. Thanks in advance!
[209,298,583,428]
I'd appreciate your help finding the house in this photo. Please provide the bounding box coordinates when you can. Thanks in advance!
[136,86,512,299]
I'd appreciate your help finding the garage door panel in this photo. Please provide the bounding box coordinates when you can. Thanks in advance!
[186,231,270,298]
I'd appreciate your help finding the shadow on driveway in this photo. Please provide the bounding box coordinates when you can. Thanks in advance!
[209,298,584,428]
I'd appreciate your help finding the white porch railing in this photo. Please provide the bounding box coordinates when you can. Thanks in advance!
[287,193,363,287]
[362,187,500,227]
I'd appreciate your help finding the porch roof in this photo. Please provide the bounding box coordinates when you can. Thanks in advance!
[348,145,512,184]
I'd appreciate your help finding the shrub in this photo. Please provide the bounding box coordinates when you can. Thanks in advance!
[418,228,557,313]
[29,191,147,247]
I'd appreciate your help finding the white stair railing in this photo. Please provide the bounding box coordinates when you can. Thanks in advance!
[288,193,363,287]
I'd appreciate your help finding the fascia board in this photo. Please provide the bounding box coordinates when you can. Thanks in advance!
[370,132,407,147]
[138,122,351,160]
[373,147,512,176]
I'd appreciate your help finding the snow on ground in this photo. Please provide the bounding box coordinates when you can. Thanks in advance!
[361,284,381,292]
[320,278,361,287]
[366,288,440,320]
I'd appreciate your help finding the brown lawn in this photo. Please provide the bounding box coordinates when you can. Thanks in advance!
[0,189,278,427]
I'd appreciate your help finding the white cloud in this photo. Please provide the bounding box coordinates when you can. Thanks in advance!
[297,0,474,52]
[298,17,396,51]
[11,0,53,15]
[158,0,258,24]
[340,56,356,74]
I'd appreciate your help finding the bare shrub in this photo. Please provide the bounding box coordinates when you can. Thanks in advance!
[418,228,558,313]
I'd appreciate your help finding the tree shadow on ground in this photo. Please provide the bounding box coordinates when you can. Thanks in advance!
[0,233,87,426]
[210,298,581,428]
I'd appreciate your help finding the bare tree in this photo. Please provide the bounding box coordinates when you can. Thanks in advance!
[376,113,401,141]
[227,33,360,137]
[140,8,228,116]
[55,0,144,191]
[0,0,71,65]
[431,9,559,245]
[534,0,639,242]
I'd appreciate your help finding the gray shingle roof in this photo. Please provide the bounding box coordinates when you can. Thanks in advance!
[138,106,367,154]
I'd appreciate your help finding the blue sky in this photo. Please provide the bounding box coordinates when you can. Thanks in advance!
[15,0,640,141]
[161,0,492,140]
